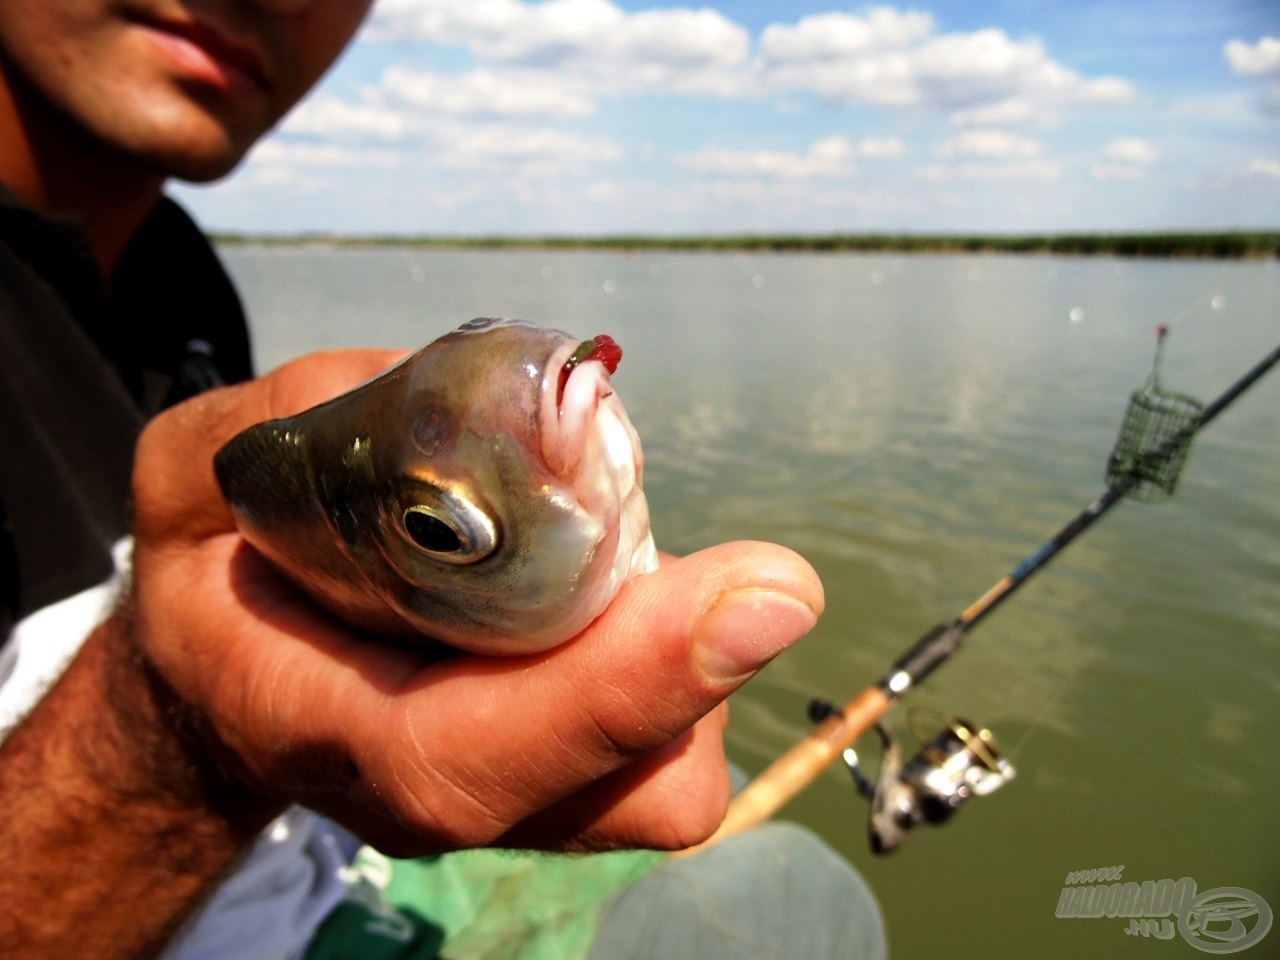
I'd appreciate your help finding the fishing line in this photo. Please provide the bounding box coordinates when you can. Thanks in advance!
[681,328,1280,857]
[1165,289,1226,328]
[890,291,1239,773]
[993,685,1055,764]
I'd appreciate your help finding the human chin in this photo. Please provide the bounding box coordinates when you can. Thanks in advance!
[104,21,277,178]
[147,130,262,184]
[107,99,267,183]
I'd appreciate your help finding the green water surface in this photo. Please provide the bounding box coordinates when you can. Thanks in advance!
[224,247,1279,959]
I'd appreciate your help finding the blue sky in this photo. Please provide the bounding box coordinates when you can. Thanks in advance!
[173,0,1280,236]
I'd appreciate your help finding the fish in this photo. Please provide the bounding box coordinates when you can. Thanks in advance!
[213,317,658,656]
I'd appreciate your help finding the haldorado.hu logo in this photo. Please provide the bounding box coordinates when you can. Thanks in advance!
[1055,865,1272,954]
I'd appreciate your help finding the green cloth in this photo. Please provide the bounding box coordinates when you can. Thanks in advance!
[305,822,886,959]
[305,846,663,960]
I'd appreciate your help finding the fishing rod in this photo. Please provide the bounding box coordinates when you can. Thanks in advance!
[683,330,1280,856]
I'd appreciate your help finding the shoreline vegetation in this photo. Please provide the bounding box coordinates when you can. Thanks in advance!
[213,231,1280,259]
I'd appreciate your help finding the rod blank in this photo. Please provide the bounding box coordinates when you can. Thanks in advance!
[691,339,1279,850]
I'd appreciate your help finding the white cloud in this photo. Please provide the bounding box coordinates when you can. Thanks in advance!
[429,122,623,176]
[1245,157,1280,179]
[683,143,848,180]
[934,129,1044,158]
[914,160,1061,182]
[683,135,907,180]
[274,95,621,181]
[912,163,951,182]
[1224,36,1280,76]
[366,1,1132,115]
[229,140,404,193]
[248,141,403,168]
[1103,137,1159,164]
[951,97,1038,126]
[857,137,910,159]
[187,2,1280,236]
[367,0,617,56]
[279,68,600,165]
[760,15,1134,116]
[367,0,750,96]
[283,96,412,140]
[1091,164,1145,182]
[696,178,898,221]
[1265,85,1280,116]
[759,7,934,61]
[1224,36,1280,119]
[377,67,596,118]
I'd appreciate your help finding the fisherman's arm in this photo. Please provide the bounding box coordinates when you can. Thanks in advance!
[0,350,823,956]
[0,612,280,958]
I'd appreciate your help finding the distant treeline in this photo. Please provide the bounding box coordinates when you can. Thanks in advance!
[214,231,1280,259]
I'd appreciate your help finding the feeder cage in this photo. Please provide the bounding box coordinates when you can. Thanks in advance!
[1105,383,1204,502]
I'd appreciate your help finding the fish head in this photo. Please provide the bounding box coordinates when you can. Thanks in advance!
[215,317,657,656]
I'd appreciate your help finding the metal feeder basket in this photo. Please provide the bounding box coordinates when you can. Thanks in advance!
[1105,383,1204,502]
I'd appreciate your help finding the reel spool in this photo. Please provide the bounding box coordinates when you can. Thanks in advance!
[769,328,1276,860]
[809,701,1016,854]
[1105,326,1205,502]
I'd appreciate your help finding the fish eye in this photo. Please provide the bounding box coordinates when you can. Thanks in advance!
[403,508,463,553]
[398,500,498,565]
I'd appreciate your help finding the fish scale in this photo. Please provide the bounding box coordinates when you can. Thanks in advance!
[215,318,657,656]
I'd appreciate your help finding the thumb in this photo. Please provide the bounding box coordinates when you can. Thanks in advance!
[339,540,824,851]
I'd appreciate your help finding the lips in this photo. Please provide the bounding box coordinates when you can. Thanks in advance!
[542,343,612,480]
[140,13,270,93]
[537,338,655,594]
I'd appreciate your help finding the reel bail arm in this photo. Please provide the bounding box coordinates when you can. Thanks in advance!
[811,697,1016,853]
[679,333,1279,859]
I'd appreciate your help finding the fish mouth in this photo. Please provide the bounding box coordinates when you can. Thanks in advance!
[540,338,629,484]
[538,334,657,587]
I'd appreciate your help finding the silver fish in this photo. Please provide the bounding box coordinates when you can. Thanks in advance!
[214,317,658,656]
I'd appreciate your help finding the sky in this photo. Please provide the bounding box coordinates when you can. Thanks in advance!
[172,0,1280,236]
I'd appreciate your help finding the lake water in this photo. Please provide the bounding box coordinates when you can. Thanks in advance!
[222,246,1279,959]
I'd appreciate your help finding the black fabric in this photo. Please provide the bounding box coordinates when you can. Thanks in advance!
[0,185,252,640]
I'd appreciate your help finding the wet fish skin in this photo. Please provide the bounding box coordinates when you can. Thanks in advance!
[214,317,657,655]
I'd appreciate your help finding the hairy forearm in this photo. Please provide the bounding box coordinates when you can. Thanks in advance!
[0,612,282,958]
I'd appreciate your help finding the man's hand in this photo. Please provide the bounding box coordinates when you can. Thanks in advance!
[131,349,824,856]
[0,348,822,959]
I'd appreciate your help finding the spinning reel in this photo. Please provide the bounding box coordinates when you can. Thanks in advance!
[809,700,1016,854]
[691,330,1277,858]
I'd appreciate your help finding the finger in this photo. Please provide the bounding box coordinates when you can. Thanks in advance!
[138,534,817,855]
[133,349,406,541]
[499,705,733,852]
[330,541,822,850]
[197,544,739,855]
